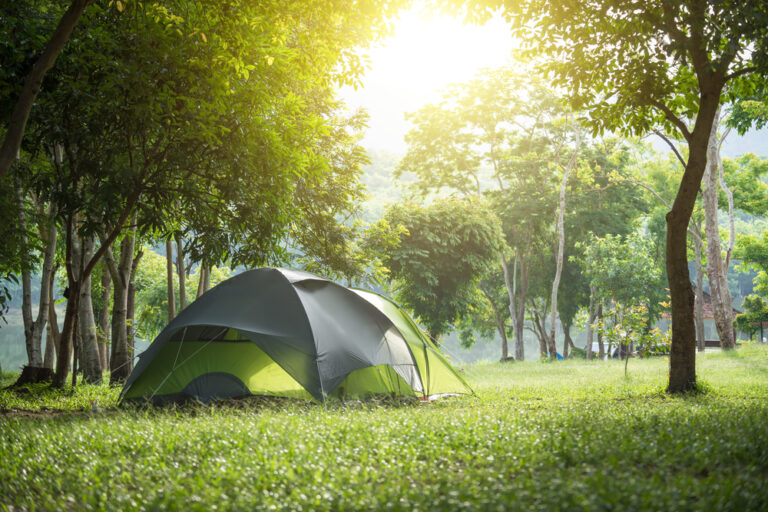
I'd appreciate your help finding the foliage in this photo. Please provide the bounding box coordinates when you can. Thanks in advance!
[720,153,768,216]
[575,232,665,312]
[381,197,503,340]
[733,295,768,339]
[461,0,768,138]
[729,98,768,135]
[1,0,402,281]
[593,304,671,359]
[735,230,768,274]
[2,346,768,510]
[133,251,232,342]
[456,268,510,349]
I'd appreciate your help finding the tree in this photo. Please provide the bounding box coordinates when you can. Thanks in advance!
[558,139,648,357]
[626,149,709,351]
[721,153,768,216]
[381,198,502,341]
[701,110,736,349]
[0,0,91,181]
[575,232,665,362]
[456,268,513,360]
[733,295,768,340]
[132,251,232,343]
[12,162,57,372]
[464,0,768,392]
[2,0,401,386]
[397,67,578,360]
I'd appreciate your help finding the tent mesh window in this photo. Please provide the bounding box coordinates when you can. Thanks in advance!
[168,326,251,343]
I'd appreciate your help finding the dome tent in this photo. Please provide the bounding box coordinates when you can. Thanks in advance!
[120,268,471,404]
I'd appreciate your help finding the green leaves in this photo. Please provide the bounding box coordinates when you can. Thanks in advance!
[381,197,502,339]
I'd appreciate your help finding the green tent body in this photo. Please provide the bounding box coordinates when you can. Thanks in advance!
[120,268,471,404]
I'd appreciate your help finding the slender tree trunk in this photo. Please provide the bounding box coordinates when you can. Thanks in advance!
[702,109,735,350]
[71,311,79,388]
[502,253,528,362]
[718,141,738,344]
[196,265,207,298]
[126,250,142,373]
[692,228,706,352]
[52,165,146,387]
[547,133,580,359]
[0,0,91,181]
[530,305,548,358]
[586,286,595,360]
[98,268,111,371]
[562,323,574,359]
[176,234,186,311]
[53,215,79,387]
[597,302,605,360]
[718,141,736,272]
[166,240,176,321]
[33,216,57,362]
[203,265,211,292]
[43,323,56,370]
[104,227,138,384]
[14,176,43,367]
[75,235,101,383]
[45,268,61,371]
[666,91,722,394]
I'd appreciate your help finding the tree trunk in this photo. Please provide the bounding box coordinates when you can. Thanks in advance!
[666,91,722,394]
[14,176,44,368]
[196,265,207,298]
[176,234,186,311]
[166,240,176,322]
[597,302,605,360]
[702,109,735,350]
[718,140,738,344]
[98,268,111,371]
[104,228,137,385]
[502,254,529,362]
[53,214,79,387]
[203,264,211,292]
[691,226,706,352]
[53,278,78,387]
[0,0,91,181]
[33,216,57,364]
[718,140,736,272]
[75,235,101,383]
[480,285,509,360]
[562,323,574,359]
[52,165,145,387]
[586,286,595,360]
[43,324,56,370]
[126,250,142,373]
[44,268,61,371]
[547,136,580,359]
[529,305,548,358]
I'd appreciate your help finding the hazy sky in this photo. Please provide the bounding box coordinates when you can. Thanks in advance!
[340,5,766,158]
[339,5,516,154]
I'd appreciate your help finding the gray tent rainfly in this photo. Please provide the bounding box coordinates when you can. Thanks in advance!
[120,268,471,404]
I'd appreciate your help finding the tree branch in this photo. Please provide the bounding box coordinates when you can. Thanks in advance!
[650,100,692,141]
[653,130,687,168]
[724,66,757,81]
[0,0,92,181]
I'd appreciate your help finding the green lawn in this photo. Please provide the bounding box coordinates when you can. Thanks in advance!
[1,345,767,511]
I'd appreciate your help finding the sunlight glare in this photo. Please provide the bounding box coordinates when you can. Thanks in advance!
[341,5,516,153]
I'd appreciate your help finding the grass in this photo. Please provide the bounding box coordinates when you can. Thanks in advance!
[1,345,768,511]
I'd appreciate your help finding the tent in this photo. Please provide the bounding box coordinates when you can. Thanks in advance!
[120,268,471,404]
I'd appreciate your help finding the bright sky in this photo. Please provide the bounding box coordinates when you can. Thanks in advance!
[339,5,516,154]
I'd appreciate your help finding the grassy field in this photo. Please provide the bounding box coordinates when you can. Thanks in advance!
[1,345,767,511]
